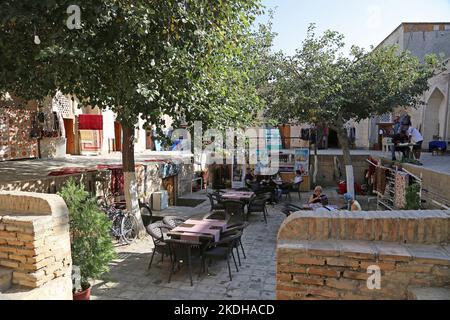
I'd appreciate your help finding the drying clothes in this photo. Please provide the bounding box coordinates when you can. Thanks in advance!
[394,172,408,209]
[374,167,387,195]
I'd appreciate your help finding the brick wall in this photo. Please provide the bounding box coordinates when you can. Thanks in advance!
[276,211,450,300]
[0,191,72,299]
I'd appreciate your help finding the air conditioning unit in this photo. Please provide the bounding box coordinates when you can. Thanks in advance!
[152,191,169,211]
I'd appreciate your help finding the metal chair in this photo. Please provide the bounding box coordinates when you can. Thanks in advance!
[166,239,203,286]
[247,195,270,224]
[201,232,242,281]
[223,199,247,223]
[207,193,225,212]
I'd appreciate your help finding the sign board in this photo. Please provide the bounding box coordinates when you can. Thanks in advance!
[294,148,310,175]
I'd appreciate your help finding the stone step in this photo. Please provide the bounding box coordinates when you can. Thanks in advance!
[0,267,13,292]
[408,287,450,300]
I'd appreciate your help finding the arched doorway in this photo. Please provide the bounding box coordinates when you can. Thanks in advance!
[424,88,446,146]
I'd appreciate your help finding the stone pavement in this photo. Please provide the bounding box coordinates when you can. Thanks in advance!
[90,189,355,301]
[90,203,285,300]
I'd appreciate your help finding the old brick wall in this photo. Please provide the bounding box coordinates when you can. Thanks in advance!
[0,191,72,300]
[276,211,450,300]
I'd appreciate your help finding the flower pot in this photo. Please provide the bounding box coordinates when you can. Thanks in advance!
[73,285,91,300]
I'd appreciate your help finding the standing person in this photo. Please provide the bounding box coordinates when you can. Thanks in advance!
[344,193,362,211]
[407,126,424,160]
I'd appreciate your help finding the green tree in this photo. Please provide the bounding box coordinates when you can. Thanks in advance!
[1,1,264,234]
[265,24,438,194]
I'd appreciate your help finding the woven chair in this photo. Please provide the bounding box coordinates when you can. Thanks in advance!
[163,216,187,229]
[146,222,173,270]
[166,239,203,286]
[247,195,270,224]
[207,193,225,212]
[201,232,242,281]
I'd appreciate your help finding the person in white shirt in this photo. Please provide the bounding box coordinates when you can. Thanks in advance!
[407,126,424,159]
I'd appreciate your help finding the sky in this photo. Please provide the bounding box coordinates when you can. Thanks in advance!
[256,0,450,55]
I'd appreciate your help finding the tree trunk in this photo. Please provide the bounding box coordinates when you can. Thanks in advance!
[121,124,146,238]
[336,126,355,198]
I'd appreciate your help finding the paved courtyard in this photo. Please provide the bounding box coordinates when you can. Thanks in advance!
[89,189,356,300]
[90,198,285,300]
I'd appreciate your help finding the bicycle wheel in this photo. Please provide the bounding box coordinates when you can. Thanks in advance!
[121,213,138,244]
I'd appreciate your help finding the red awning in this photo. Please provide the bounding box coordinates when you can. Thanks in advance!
[78,115,103,130]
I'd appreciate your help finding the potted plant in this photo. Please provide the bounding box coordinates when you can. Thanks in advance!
[58,179,116,300]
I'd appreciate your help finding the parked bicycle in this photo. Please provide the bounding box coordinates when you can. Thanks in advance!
[97,195,139,244]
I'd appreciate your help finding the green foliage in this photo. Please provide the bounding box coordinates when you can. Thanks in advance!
[58,179,116,290]
[0,0,265,132]
[405,183,421,210]
[265,24,438,128]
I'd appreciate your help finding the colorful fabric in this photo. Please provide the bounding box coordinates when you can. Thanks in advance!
[394,171,408,209]
[78,115,103,130]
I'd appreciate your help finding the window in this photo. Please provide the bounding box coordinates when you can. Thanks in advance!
[433,25,440,31]
[445,25,450,31]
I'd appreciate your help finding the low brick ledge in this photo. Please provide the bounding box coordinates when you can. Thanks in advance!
[277,240,450,300]
[278,210,450,245]
[278,240,450,265]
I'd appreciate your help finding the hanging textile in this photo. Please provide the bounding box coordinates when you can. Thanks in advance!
[78,114,103,130]
[394,171,408,209]
[375,167,386,195]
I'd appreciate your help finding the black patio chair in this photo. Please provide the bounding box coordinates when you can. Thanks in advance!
[146,222,173,270]
[292,182,302,200]
[247,195,270,224]
[220,222,249,266]
[163,216,187,229]
[166,238,203,286]
[201,232,242,281]
[223,199,247,223]
[280,183,293,201]
[207,193,225,212]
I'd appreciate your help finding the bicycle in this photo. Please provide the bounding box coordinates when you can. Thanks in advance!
[97,195,139,245]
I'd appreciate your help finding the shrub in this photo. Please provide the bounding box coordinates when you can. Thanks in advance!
[58,179,116,292]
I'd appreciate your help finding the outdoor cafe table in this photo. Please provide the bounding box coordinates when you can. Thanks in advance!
[221,191,255,202]
[167,218,228,243]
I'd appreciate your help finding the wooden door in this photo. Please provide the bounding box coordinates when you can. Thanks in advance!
[63,119,75,155]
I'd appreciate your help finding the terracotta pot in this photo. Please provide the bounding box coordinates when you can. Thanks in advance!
[73,285,91,301]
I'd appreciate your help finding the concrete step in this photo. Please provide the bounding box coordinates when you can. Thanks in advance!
[0,267,13,292]
[408,287,450,300]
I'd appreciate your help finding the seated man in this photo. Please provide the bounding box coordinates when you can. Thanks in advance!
[308,186,324,204]
[245,169,255,187]
[391,131,410,161]
[343,193,362,212]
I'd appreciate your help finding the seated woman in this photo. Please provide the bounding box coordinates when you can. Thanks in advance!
[308,186,324,204]
[343,193,362,212]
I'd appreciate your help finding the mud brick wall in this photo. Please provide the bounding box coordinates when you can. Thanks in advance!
[0,191,72,294]
[276,211,450,300]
